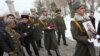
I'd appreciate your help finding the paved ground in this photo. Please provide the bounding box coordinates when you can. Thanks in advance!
[37,38,76,56]
[4,37,100,56]
[3,38,76,56]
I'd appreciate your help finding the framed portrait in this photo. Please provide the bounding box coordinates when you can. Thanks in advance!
[82,21,96,38]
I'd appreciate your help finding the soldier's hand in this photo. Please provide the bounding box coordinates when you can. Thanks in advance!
[23,33,27,36]
[88,38,95,43]
[47,27,52,29]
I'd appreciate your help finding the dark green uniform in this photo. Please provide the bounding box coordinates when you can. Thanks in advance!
[30,15,42,41]
[30,15,43,48]
[0,28,15,56]
[54,16,67,45]
[71,20,96,56]
[39,15,58,50]
[54,16,66,33]
[17,21,39,56]
[39,15,60,56]
[5,27,23,56]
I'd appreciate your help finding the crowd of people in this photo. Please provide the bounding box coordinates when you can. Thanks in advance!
[0,4,68,56]
[1,1,100,56]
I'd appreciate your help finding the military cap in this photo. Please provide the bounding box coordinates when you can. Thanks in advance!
[21,15,29,19]
[73,1,85,10]
[55,9,61,13]
[41,8,48,12]
[30,8,36,12]
[21,11,29,19]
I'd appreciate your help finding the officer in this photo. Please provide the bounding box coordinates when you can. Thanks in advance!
[54,9,68,46]
[0,12,15,56]
[71,1,96,56]
[17,11,39,56]
[39,8,61,56]
[30,8,43,49]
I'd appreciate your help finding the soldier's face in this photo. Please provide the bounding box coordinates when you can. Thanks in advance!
[90,12,94,17]
[23,18,29,23]
[30,9,36,13]
[76,6,85,16]
[9,21,16,28]
[57,12,61,16]
[7,16,15,19]
[43,11,48,16]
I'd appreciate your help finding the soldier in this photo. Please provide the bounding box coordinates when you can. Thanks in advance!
[97,15,100,56]
[17,12,39,56]
[54,9,68,46]
[30,8,43,49]
[89,11,95,28]
[0,12,15,56]
[6,14,26,56]
[39,9,60,56]
[71,2,96,56]
[4,19,23,56]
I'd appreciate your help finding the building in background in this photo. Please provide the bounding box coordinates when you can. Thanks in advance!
[6,0,15,14]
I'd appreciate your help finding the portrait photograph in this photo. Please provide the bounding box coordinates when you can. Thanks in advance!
[83,21,96,39]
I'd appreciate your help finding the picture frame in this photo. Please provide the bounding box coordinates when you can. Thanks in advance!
[82,21,96,39]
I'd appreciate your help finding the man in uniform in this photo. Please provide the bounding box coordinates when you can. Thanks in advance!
[0,12,15,56]
[54,9,68,46]
[39,9,60,56]
[89,11,95,28]
[71,1,96,56]
[30,8,43,49]
[16,12,39,56]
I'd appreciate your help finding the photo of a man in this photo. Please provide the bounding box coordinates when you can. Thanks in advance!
[83,21,96,39]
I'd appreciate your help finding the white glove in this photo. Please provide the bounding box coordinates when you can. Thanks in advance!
[96,35,100,39]
[47,27,51,29]
[88,38,95,43]
[23,33,27,36]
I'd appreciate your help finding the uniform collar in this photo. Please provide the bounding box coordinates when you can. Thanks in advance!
[74,13,90,21]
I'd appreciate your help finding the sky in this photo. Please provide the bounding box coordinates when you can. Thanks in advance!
[0,0,35,13]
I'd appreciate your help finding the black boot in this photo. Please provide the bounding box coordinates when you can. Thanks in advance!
[55,49,60,56]
[29,54,32,56]
[47,50,52,56]
[64,43,68,46]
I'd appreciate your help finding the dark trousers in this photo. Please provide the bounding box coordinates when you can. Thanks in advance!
[57,32,67,45]
[24,38,39,56]
[36,40,42,48]
[0,48,3,56]
[47,49,60,56]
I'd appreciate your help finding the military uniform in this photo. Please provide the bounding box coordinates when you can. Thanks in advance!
[39,15,60,56]
[30,15,43,48]
[5,27,23,56]
[71,2,96,56]
[54,16,67,45]
[0,17,15,56]
[17,20,39,56]
[0,28,15,56]
[71,12,96,56]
